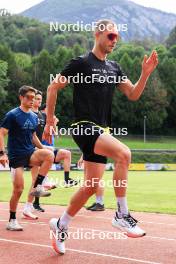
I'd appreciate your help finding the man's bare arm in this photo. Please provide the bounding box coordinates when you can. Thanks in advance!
[32,132,44,149]
[118,50,158,101]
[0,128,8,152]
[0,128,9,167]
[46,74,68,125]
[43,74,68,144]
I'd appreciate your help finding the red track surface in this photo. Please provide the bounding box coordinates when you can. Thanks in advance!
[0,202,176,264]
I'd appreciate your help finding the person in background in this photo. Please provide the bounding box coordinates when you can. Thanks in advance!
[23,92,78,220]
[0,86,54,231]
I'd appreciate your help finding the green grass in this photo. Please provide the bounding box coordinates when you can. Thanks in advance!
[1,171,176,214]
[54,135,176,150]
[55,136,77,148]
[54,136,176,163]
[120,137,176,150]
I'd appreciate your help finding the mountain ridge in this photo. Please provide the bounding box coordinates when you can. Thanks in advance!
[21,0,176,41]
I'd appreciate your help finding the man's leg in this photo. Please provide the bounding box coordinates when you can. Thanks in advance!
[49,161,105,254]
[87,185,105,211]
[55,149,78,187]
[94,133,130,204]
[30,166,45,212]
[85,160,105,211]
[29,149,54,197]
[23,166,42,219]
[96,186,104,204]
[49,133,144,254]
[58,133,144,233]
[7,167,24,231]
[65,161,105,217]
[94,133,146,238]
[79,156,105,211]
[29,166,39,202]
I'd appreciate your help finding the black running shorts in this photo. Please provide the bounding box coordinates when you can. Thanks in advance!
[71,123,107,164]
[9,151,34,169]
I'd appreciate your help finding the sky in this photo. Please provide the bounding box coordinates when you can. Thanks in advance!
[130,0,176,14]
[0,0,176,14]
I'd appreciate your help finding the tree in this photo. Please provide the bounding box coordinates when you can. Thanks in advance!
[72,43,85,57]
[112,65,168,134]
[14,53,32,70]
[153,44,168,60]
[169,45,176,58]
[0,60,9,100]
[30,49,55,92]
[119,52,133,77]
[158,56,176,133]
[26,27,44,55]
[54,45,74,71]
[53,34,66,46]
[166,26,176,48]
[14,38,30,53]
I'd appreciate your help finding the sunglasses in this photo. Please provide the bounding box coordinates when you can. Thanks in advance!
[107,33,119,41]
[24,94,35,100]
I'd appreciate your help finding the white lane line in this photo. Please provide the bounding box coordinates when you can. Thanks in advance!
[147,236,176,241]
[0,219,175,242]
[0,238,162,264]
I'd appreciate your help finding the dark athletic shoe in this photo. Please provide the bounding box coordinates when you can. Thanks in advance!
[88,203,105,211]
[33,203,45,212]
[86,203,97,210]
[64,178,78,187]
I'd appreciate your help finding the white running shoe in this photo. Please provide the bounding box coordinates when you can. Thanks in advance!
[22,208,38,220]
[30,203,35,212]
[30,185,51,197]
[112,212,146,238]
[23,203,35,213]
[43,176,57,190]
[6,219,23,231]
[43,182,57,190]
[49,218,68,255]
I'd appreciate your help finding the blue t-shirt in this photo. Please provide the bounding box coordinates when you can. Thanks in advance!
[0,107,38,159]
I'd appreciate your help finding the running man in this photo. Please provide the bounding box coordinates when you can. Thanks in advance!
[43,19,158,254]
[0,86,54,231]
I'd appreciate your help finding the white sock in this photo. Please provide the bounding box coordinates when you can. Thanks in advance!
[24,202,32,210]
[42,175,49,185]
[96,196,104,205]
[117,197,128,216]
[59,211,73,229]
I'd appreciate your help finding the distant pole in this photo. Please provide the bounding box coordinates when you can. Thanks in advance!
[34,63,37,84]
[144,116,146,143]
